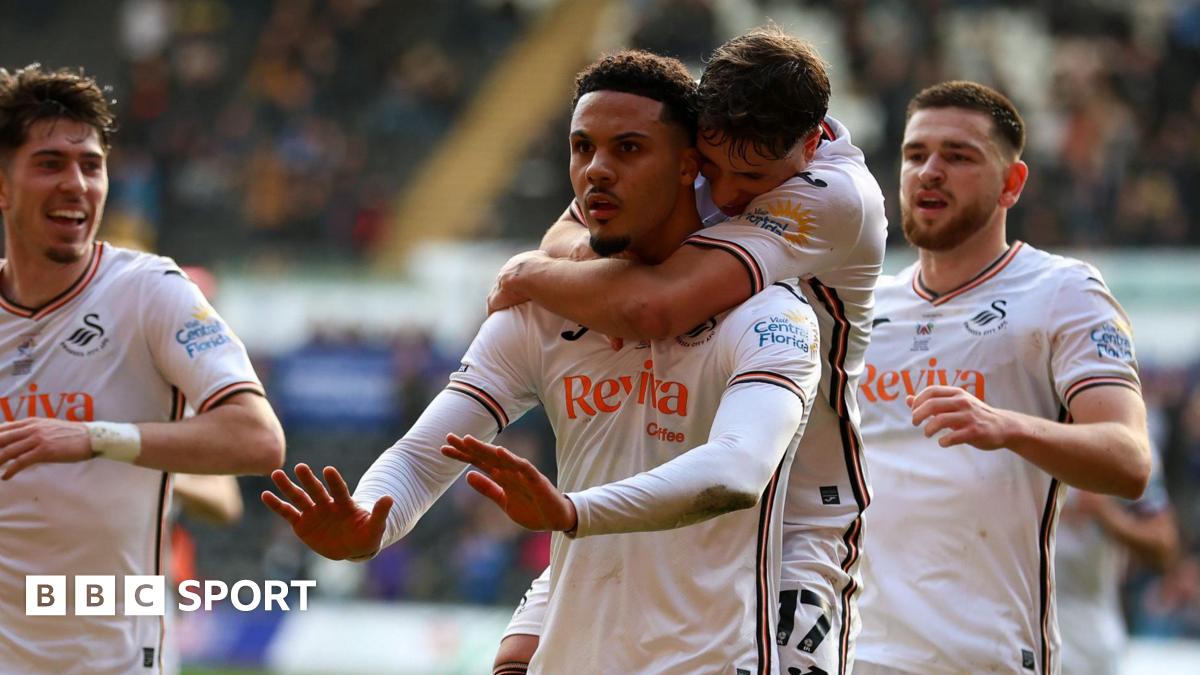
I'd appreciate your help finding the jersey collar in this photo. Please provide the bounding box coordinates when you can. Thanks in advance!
[0,241,106,320]
[912,241,1023,307]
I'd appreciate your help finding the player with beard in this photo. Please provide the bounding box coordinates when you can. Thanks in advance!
[853,81,1151,675]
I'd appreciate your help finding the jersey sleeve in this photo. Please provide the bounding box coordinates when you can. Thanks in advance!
[721,284,822,406]
[445,305,542,433]
[353,390,508,551]
[1047,264,1141,408]
[685,171,866,293]
[354,307,543,551]
[141,265,264,412]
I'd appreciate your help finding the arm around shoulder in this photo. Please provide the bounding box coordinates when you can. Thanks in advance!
[505,243,754,340]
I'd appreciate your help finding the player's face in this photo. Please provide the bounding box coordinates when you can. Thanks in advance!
[899,108,1013,251]
[696,133,799,216]
[569,91,693,258]
[0,119,108,265]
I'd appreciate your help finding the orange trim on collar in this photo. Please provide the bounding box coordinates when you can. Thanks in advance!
[0,242,106,320]
[912,241,1024,306]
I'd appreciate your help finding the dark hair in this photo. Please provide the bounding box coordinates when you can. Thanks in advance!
[0,63,116,161]
[697,26,830,161]
[572,50,698,140]
[907,80,1025,157]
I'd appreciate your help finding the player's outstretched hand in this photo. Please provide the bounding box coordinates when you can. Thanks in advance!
[908,385,1011,450]
[0,418,92,480]
[260,463,393,561]
[440,433,577,533]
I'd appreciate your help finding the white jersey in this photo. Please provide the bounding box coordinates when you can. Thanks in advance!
[693,116,886,673]
[1055,447,1169,675]
[358,283,822,674]
[856,242,1141,675]
[0,243,264,675]
[560,116,886,674]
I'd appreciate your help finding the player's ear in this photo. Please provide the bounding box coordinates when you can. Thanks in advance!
[801,127,822,163]
[998,159,1028,209]
[679,146,701,185]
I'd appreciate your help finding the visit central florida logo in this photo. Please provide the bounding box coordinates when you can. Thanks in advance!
[176,305,231,359]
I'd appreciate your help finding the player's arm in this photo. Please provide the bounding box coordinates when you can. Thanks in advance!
[1074,491,1180,571]
[539,206,590,259]
[494,199,752,339]
[913,268,1153,499]
[910,384,1151,499]
[137,392,283,473]
[496,181,867,340]
[174,473,244,525]
[0,389,283,480]
[263,310,538,560]
[260,391,508,562]
[443,381,806,535]
[491,246,752,340]
[568,381,807,535]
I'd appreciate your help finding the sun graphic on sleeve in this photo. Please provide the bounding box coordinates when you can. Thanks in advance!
[191,304,214,321]
[766,200,818,246]
[783,309,810,325]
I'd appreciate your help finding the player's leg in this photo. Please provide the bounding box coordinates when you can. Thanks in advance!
[494,567,549,674]
[776,579,844,675]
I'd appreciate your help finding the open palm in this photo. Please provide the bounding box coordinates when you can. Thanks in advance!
[261,463,394,561]
[441,433,575,532]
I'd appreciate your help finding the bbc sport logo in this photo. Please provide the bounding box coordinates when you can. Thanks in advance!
[26,575,315,616]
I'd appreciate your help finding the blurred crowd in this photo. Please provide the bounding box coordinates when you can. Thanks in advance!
[2,0,531,263]
[1,0,1199,643]
[497,0,1200,251]
[1,0,1196,259]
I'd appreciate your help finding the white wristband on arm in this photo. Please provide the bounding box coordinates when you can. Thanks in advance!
[85,422,142,463]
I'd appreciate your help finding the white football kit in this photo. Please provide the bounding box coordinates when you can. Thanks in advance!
[0,243,264,675]
[1055,447,1170,675]
[527,115,886,675]
[355,283,821,674]
[855,242,1142,675]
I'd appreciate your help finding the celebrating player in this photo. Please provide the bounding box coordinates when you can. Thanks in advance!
[263,50,823,673]
[0,64,285,674]
[490,27,887,675]
[853,81,1152,675]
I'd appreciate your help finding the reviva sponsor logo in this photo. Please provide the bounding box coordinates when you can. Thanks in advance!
[0,383,95,422]
[859,358,986,403]
[563,359,688,419]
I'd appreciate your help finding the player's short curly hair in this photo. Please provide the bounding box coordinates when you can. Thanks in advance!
[572,50,698,140]
[907,81,1025,157]
[698,26,830,162]
[0,63,116,162]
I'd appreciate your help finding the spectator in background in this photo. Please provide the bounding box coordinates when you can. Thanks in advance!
[1055,449,1180,675]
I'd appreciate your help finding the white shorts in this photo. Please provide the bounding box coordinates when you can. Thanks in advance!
[504,569,856,672]
[776,577,856,675]
[502,567,549,639]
